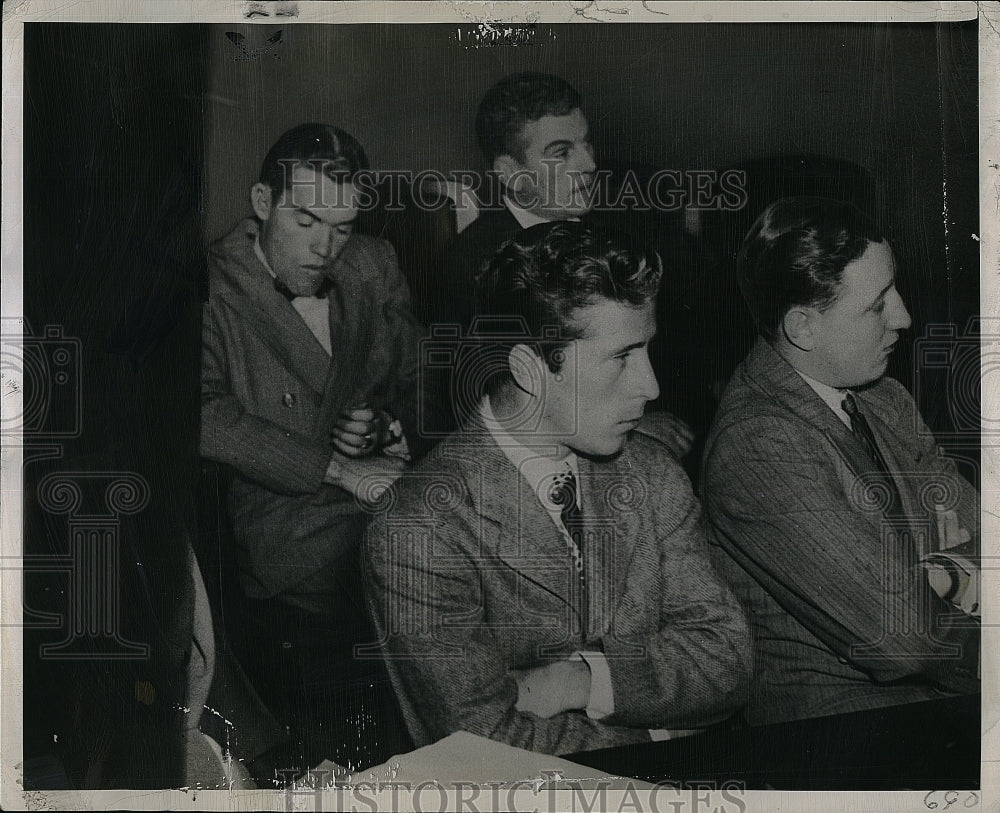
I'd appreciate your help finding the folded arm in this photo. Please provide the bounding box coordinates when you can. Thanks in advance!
[704,417,979,690]
[364,514,651,755]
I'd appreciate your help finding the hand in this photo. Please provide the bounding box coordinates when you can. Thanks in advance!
[331,403,385,459]
[513,660,591,719]
[324,452,407,505]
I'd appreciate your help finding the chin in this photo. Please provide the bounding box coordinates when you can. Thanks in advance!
[577,434,629,460]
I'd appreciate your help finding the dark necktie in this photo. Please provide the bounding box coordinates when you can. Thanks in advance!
[842,392,902,514]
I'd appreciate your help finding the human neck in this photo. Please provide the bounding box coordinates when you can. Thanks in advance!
[487,389,570,461]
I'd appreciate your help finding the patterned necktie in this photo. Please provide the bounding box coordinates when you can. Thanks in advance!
[549,465,588,638]
[549,467,585,575]
[842,392,902,514]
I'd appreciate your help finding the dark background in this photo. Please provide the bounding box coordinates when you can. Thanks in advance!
[20,20,978,788]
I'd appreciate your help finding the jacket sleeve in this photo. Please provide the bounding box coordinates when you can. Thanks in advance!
[600,465,752,729]
[703,414,979,692]
[364,509,652,755]
[200,297,331,496]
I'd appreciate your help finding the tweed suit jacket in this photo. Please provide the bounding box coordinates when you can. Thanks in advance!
[363,420,751,755]
[702,338,980,725]
[201,218,425,607]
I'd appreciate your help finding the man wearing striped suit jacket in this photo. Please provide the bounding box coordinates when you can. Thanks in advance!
[201,123,424,616]
[365,221,750,755]
[702,197,980,725]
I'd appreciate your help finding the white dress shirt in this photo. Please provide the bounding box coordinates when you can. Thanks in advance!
[795,369,852,429]
[255,237,332,356]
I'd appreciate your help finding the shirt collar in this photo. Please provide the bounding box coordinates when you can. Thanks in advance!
[479,396,581,511]
[504,197,581,229]
[253,233,277,280]
[795,368,852,428]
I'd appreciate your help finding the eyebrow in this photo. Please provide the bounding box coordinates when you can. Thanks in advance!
[868,279,895,308]
[613,338,654,355]
[542,139,574,154]
[542,130,591,155]
[295,207,356,226]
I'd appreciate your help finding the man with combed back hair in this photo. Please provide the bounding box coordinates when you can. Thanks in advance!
[365,221,750,755]
[201,123,423,765]
[703,196,980,725]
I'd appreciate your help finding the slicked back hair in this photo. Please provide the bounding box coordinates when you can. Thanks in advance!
[737,196,884,343]
[475,72,583,166]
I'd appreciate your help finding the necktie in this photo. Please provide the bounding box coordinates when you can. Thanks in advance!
[549,466,589,637]
[842,392,902,514]
[549,467,585,574]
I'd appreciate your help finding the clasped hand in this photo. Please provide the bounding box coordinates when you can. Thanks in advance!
[331,403,386,458]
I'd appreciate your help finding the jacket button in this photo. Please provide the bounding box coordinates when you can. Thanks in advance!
[282,392,296,408]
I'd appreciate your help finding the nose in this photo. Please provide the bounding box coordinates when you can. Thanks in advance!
[312,226,337,260]
[577,142,597,176]
[634,349,660,402]
[887,290,912,331]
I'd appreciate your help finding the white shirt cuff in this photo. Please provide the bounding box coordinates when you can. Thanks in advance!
[571,651,614,720]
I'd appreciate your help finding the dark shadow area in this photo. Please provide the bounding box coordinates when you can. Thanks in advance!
[22,23,207,789]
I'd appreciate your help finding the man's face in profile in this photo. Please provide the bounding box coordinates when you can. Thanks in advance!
[538,297,659,458]
[502,108,597,220]
[251,164,358,297]
[806,240,912,389]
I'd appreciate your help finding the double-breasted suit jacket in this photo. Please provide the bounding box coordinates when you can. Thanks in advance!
[201,218,425,609]
[364,421,751,755]
[702,338,980,724]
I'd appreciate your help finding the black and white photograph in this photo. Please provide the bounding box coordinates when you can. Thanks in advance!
[2,2,997,810]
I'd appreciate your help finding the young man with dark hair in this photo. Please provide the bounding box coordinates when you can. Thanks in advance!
[201,122,423,765]
[202,121,423,613]
[702,196,980,725]
[365,221,750,755]
[434,72,596,332]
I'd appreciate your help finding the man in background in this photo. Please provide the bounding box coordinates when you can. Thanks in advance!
[702,196,980,725]
[432,71,693,457]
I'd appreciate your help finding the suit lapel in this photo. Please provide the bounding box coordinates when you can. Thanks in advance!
[459,425,581,623]
[313,238,377,433]
[218,221,330,396]
[579,452,640,641]
[853,389,929,550]
[743,339,917,534]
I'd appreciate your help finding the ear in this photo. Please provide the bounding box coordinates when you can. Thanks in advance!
[508,343,546,398]
[250,182,274,222]
[781,306,816,351]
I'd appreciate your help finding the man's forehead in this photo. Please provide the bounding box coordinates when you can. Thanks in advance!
[520,109,589,151]
[839,240,896,299]
[282,166,358,214]
[571,298,656,342]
